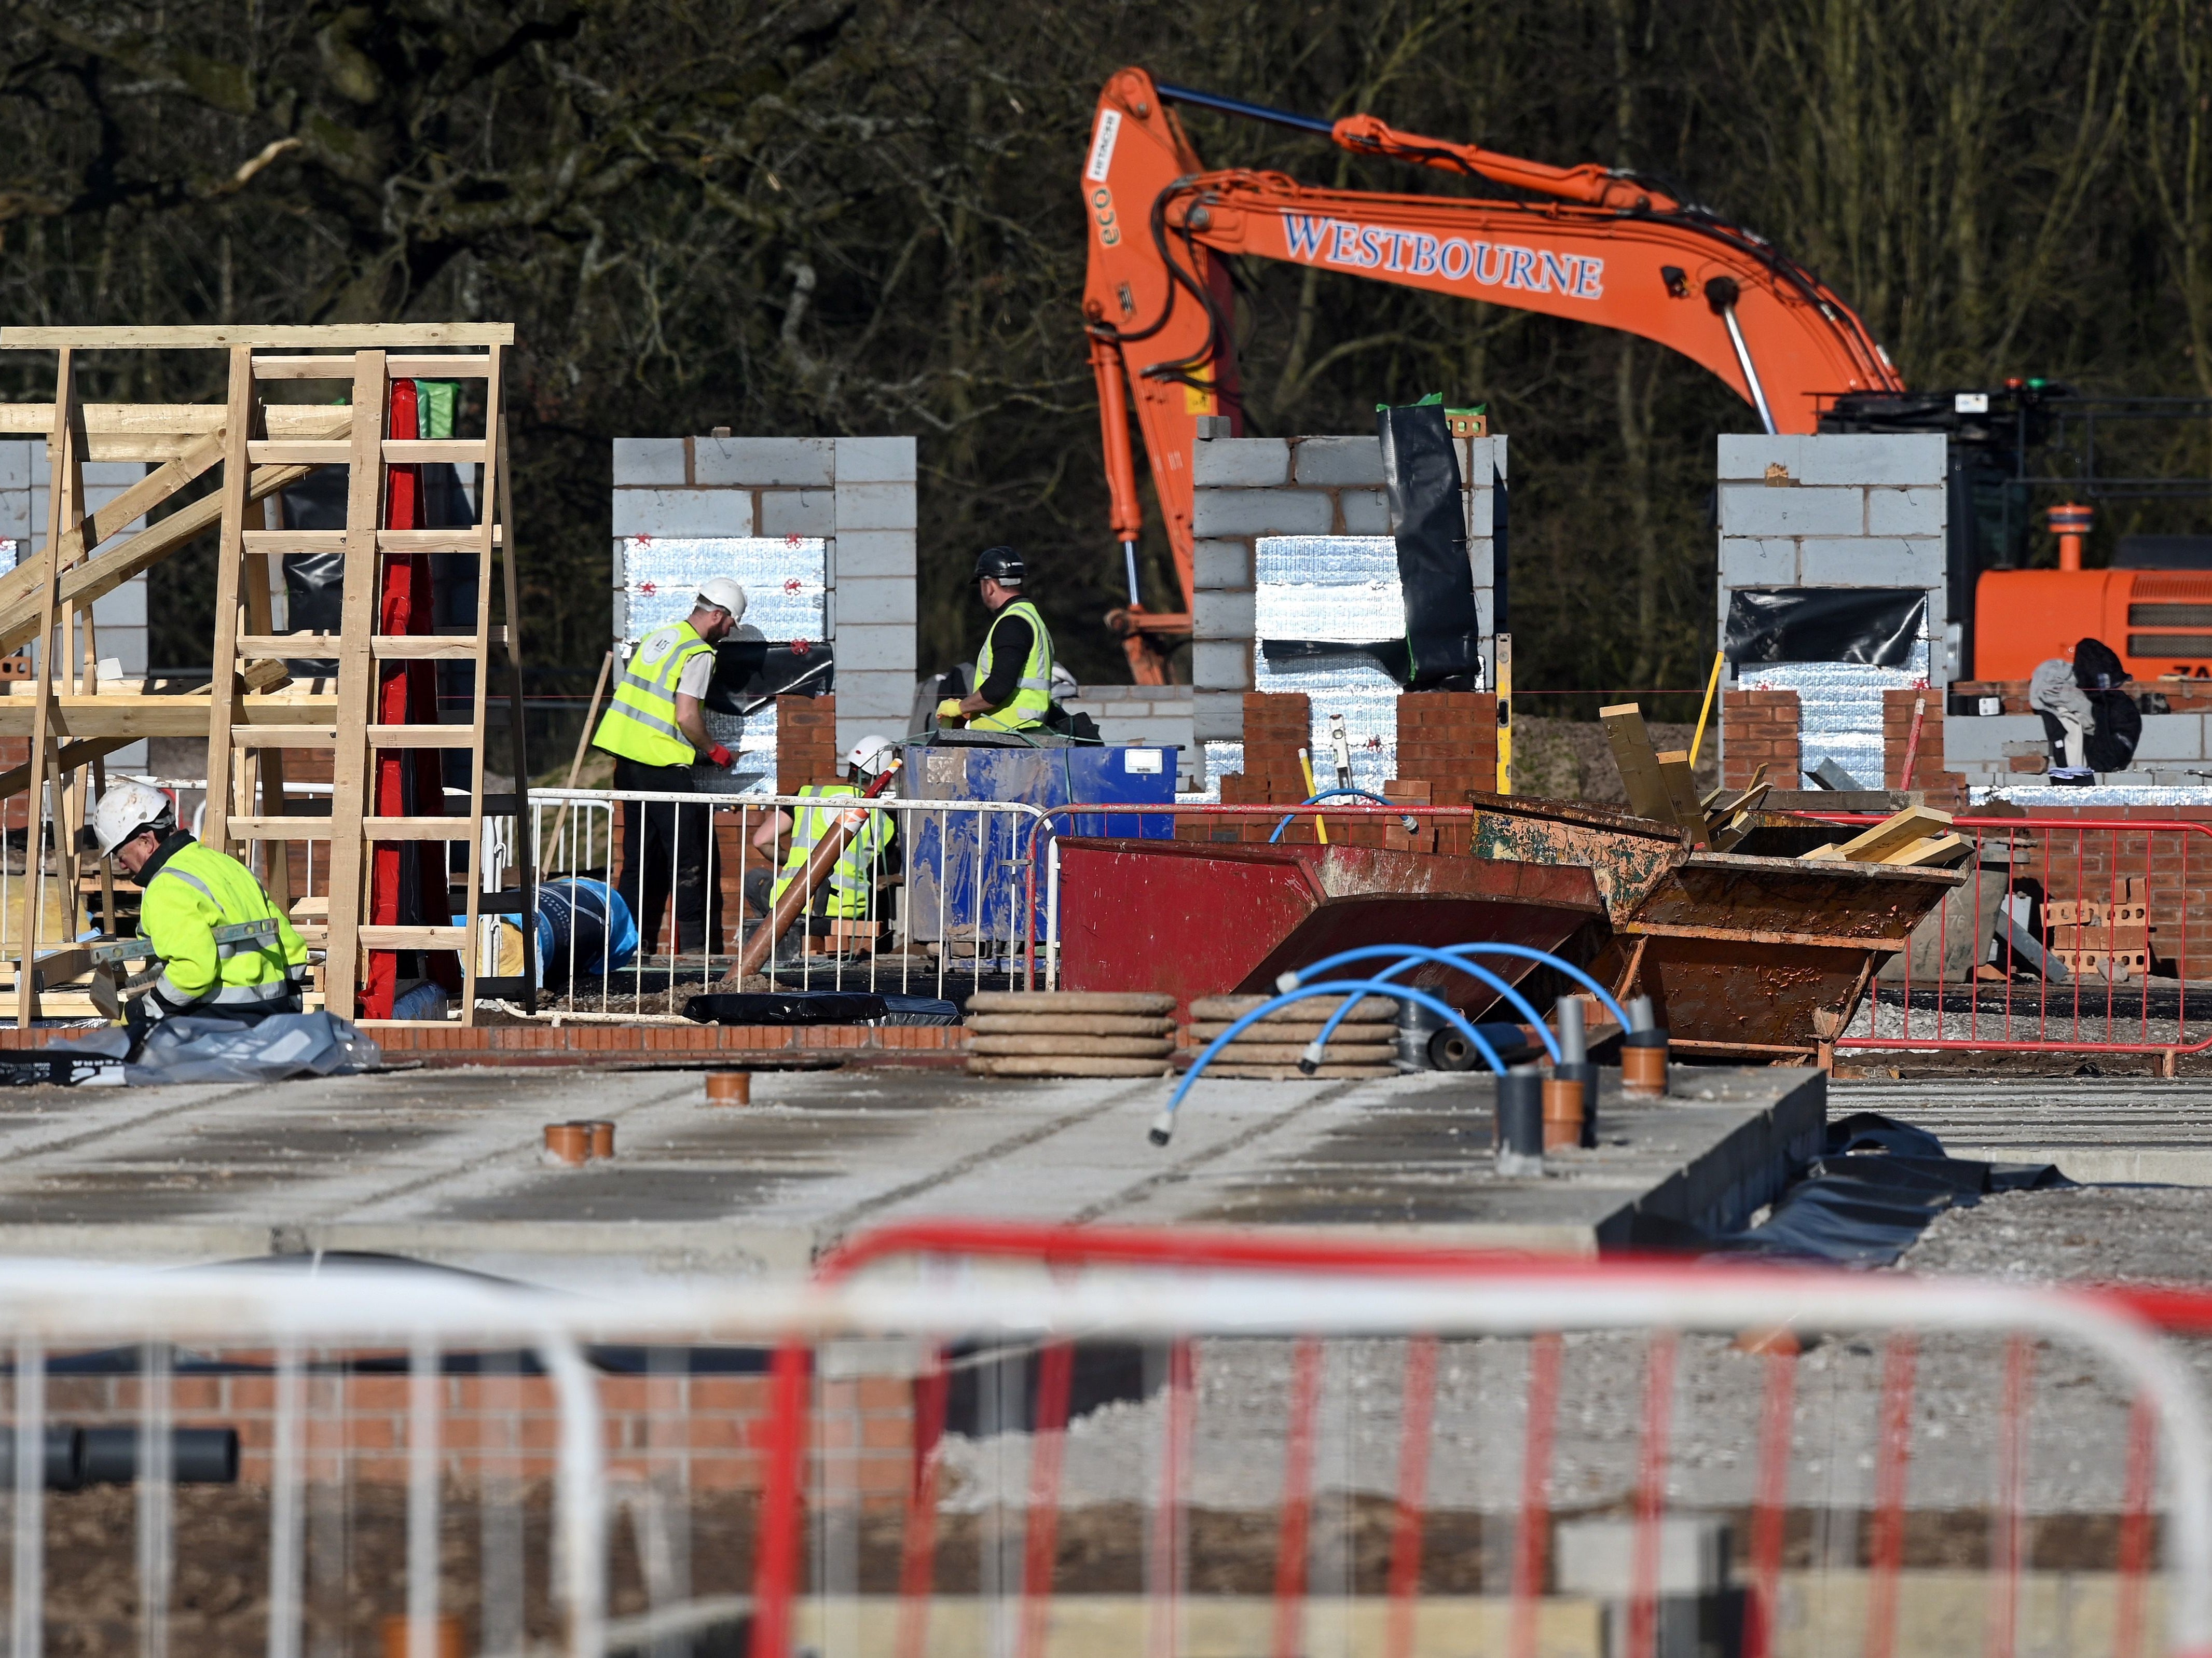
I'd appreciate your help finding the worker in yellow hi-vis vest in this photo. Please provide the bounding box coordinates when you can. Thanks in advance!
[592,579,746,954]
[89,779,310,1039]
[936,546,1054,732]
[746,736,899,959]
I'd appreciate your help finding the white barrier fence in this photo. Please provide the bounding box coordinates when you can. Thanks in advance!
[0,1244,2206,1658]
[520,789,1064,1006]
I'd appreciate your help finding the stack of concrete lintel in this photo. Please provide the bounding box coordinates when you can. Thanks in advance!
[965,991,1175,1078]
[1185,994,1398,1080]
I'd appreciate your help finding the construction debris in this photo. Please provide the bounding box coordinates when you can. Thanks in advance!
[1798,806,1972,868]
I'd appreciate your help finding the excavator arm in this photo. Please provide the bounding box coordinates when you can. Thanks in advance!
[1083,66,1904,636]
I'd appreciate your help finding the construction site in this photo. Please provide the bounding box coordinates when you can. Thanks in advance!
[4,35,2212,1658]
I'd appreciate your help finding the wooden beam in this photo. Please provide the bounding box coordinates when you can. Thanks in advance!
[1600,703,1676,824]
[17,351,77,1028]
[0,430,228,626]
[203,347,255,856]
[0,737,130,800]
[1653,750,1711,849]
[255,353,499,379]
[3,324,515,348]
[322,351,388,1020]
[0,403,370,461]
[0,696,340,739]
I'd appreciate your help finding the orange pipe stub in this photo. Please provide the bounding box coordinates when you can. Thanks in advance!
[1541,1076,1585,1150]
[543,1123,590,1165]
[584,1121,615,1159]
[381,1615,464,1658]
[705,1071,753,1106]
[1620,1033,1670,1097]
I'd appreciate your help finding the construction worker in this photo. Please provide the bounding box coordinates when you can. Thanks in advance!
[745,736,899,955]
[89,779,309,1034]
[592,579,746,954]
[937,546,1054,732]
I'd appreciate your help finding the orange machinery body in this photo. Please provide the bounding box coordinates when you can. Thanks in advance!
[1082,66,1903,622]
[1975,567,2212,682]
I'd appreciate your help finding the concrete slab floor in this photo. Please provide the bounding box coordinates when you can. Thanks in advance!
[0,1063,1821,1287]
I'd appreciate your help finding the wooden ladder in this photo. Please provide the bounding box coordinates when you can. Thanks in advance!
[199,337,537,1023]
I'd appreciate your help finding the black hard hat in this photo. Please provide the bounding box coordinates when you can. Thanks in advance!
[973,545,1025,585]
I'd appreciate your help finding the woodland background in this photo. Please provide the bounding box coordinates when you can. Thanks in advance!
[2,0,2209,719]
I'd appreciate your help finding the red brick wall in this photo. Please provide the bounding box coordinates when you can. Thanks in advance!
[1393,692,1495,855]
[1720,690,1800,791]
[1881,688,1966,805]
[776,694,837,793]
[42,1367,914,1495]
[1211,693,1312,842]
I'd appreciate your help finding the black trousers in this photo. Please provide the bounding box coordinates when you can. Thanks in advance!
[613,756,726,955]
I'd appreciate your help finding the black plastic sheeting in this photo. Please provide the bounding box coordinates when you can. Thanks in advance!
[1259,637,1414,685]
[683,991,960,1027]
[1702,1112,2070,1266]
[1377,404,1481,687]
[1724,587,1928,669]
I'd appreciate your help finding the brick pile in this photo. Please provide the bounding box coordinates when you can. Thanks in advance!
[1391,692,1496,854]
[1881,688,1966,805]
[1720,690,1801,791]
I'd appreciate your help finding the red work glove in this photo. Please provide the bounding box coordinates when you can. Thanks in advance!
[704,743,734,768]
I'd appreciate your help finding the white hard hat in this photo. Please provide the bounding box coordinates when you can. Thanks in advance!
[846,735,897,778]
[91,779,174,860]
[696,578,747,622]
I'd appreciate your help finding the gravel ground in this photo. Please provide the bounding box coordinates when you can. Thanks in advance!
[923,1172,2212,1525]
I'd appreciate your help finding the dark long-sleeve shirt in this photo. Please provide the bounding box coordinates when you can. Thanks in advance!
[976,611,1034,707]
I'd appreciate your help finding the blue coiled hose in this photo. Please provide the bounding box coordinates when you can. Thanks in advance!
[1149,978,1504,1145]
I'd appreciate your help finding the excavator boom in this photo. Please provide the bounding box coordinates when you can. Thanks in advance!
[1083,66,1904,631]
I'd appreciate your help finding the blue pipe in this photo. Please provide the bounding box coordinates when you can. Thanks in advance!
[1151,979,1503,1145]
[1286,942,1631,1033]
[1288,946,1560,1068]
[1268,789,1406,844]
[1154,82,1338,137]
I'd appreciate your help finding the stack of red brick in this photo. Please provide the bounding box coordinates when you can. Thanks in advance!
[1719,690,1801,791]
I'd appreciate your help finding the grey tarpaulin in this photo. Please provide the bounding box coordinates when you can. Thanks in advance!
[41,1013,383,1086]
[1377,404,1479,685]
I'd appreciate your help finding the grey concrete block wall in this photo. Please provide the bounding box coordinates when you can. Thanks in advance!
[1190,421,1505,752]
[1715,434,1950,679]
[1065,685,1198,790]
[2,447,151,769]
[611,434,917,762]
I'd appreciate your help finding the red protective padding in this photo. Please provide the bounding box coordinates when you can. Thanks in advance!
[362,377,460,1019]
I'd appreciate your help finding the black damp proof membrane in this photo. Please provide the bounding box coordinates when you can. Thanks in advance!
[682,992,960,1027]
[1724,587,1928,669]
[1259,638,1414,685]
[1378,403,1482,687]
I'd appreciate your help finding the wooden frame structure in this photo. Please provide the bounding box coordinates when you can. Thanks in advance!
[0,324,537,1026]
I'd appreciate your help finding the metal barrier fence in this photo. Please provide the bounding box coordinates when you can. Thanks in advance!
[0,1238,2207,1658]
[1831,816,2212,1063]
[527,790,1065,1007]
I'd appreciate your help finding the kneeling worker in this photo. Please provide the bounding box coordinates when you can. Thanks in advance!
[90,779,309,1033]
[936,546,1054,732]
[745,736,899,954]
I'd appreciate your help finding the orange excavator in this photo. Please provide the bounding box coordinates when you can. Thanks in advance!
[1083,66,2212,687]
